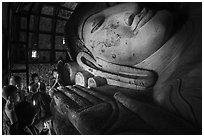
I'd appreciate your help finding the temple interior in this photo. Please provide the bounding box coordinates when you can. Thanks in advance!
[2,2,202,135]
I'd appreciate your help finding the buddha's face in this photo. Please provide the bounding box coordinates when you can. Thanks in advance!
[82,3,174,66]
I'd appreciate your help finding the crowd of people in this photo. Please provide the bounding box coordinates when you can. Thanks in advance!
[2,69,60,135]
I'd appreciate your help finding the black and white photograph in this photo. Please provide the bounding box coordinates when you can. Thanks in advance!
[2,2,202,135]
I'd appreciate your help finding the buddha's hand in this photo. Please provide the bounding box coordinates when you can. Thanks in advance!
[114,92,201,135]
[52,85,117,135]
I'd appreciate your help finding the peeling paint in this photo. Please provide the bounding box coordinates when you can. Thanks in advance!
[101,49,105,52]
[112,54,116,59]
[110,23,119,29]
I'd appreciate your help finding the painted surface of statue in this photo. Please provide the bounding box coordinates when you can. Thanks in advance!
[50,2,201,135]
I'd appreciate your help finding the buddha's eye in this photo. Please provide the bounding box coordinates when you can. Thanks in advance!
[91,16,105,33]
[128,14,135,26]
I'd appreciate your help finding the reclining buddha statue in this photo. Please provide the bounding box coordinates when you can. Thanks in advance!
[50,2,201,135]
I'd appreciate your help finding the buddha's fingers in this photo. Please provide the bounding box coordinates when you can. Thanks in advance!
[53,86,115,134]
[67,85,103,105]
[58,86,92,111]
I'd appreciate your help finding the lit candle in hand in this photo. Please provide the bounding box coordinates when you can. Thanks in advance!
[38,82,40,92]
[33,100,36,106]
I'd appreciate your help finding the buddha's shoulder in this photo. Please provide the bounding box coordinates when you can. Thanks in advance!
[155,62,201,100]
[154,61,201,100]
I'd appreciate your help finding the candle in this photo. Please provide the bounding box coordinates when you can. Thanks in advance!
[44,122,47,128]
[33,100,36,106]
